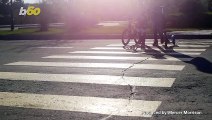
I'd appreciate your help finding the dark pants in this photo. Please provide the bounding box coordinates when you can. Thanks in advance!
[153,27,163,44]
[153,27,168,47]
[163,31,169,47]
[139,32,146,47]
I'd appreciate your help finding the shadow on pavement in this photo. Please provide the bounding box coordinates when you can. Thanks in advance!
[188,57,212,74]
[145,45,167,59]
[156,45,212,74]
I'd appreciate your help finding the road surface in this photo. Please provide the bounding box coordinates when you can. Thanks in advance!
[0,39,211,120]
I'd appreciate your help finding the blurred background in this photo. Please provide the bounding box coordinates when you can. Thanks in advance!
[0,0,212,34]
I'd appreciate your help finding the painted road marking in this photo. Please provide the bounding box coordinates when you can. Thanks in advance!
[0,92,161,117]
[177,42,212,45]
[178,40,212,43]
[130,39,212,42]
[70,51,201,55]
[0,72,175,87]
[92,47,125,50]
[43,55,193,62]
[108,42,212,46]
[37,47,73,49]
[92,47,207,51]
[103,46,206,52]
[5,62,185,71]
[71,51,140,54]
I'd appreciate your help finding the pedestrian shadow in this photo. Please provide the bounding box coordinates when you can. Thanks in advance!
[145,45,167,60]
[188,57,212,73]
[156,45,212,74]
[125,45,167,60]
[124,44,211,73]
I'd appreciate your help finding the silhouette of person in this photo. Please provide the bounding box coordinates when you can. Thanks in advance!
[151,6,168,48]
[136,13,147,49]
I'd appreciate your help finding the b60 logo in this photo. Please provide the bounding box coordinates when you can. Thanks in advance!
[19,6,41,16]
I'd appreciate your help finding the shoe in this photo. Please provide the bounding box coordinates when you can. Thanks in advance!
[153,42,158,47]
[167,39,171,44]
[131,45,138,52]
[161,39,164,44]
[141,45,145,50]
[123,45,130,49]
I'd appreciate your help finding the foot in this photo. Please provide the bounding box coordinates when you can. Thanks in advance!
[131,45,138,52]
[141,45,145,50]
[173,41,176,46]
[153,42,158,47]
[123,45,130,49]
[167,40,171,44]
[161,39,164,44]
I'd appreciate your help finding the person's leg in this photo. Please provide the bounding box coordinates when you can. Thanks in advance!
[153,28,158,46]
[140,29,146,48]
[141,34,145,49]
[159,30,164,44]
[163,32,169,48]
[159,24,166,44]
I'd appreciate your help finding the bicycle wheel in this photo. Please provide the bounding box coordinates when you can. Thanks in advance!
[134,38,140,44]
[133,32,140,44]
[122,29,131,46]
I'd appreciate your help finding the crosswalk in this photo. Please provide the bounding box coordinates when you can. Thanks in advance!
[70,51,202,55]
[43,55,193,61]
[5,62,185,70]
[93,47,207,52]
[106,44,210,47]
[37,47,73,49]
[0,72,175,87]
[0,39,211,119]
[0,92,161,117]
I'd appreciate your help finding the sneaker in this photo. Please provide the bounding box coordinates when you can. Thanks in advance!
[167,39,171,44]
[161,39,164,44]
[123,45,130,49]
[141,45,145,50]
[153,42,159,47]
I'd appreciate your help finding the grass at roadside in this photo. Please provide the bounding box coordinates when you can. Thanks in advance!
[77,25,126,35]
[0,28,64,35]
[0,25,127,36]
[0,25,211,36]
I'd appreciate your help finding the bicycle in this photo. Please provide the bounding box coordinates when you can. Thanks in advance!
[121,20,140,46]
[122,20,146,51]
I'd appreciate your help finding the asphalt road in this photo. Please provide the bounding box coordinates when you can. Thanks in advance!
[0,39,211,120]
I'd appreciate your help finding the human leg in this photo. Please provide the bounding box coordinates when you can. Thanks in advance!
[153,28,158,46]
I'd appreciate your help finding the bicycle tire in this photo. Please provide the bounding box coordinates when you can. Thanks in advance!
[133,31,140,44]
[122,29,131,46]
[134,38,140,44]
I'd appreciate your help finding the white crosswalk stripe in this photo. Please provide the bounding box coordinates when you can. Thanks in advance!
[107,44,211,47]
[179,40,212,43]
[92,47,207,51]
[177,42,212,45]
[43,55,193,61]
[70,51,141,54]
[0,92,161,117]
[127,40,212,43]
[102,46,206,52]
[5,62,185,71]
[124,41,212,44]
[37,47,73,49]
[0,72,175,87]
[70,51,201,55]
